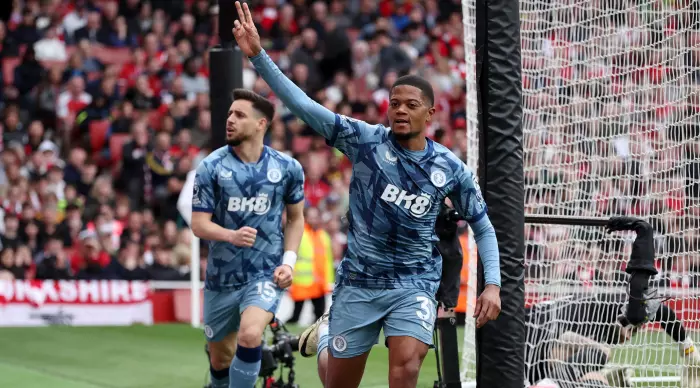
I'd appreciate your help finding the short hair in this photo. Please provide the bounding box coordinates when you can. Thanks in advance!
[391,75,435,106]
[232,89,275,125]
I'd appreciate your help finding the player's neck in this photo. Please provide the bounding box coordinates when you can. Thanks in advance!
[231,141,264,163]
[395,135,427,151]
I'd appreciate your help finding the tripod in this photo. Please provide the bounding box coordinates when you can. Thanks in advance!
[433,307,462,388]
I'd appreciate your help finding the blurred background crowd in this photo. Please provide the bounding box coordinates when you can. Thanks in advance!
[0,0,467,296]
[0,0,698,299]
[518,0,700,287]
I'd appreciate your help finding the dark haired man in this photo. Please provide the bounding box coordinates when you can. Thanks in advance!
[233,3,502,387]
[190,88,306,388]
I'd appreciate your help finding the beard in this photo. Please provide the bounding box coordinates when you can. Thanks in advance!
[392,129,421,141]
[226,138,243,146]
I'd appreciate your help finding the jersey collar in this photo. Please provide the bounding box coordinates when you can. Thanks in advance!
[389,132,434,160]
[228,145,268,164]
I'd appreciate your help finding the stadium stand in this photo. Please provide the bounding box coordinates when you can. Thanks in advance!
[0,0,468,285]
[1,0,697,312]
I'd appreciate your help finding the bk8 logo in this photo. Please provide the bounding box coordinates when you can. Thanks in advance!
[227,193,271,215]
[380,184,432,218]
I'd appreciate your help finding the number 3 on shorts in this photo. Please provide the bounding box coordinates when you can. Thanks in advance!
[415,296,434,331]
[256,281,278,302]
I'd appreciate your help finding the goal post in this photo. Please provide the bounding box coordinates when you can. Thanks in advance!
[461,0,700,386]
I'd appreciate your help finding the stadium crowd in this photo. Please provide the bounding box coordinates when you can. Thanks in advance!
[0,0,698,291]
[0,0,468,286]
[520,0,700,287]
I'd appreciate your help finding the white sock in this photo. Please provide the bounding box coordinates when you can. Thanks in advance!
[316,322,330,355]
[318,322,329,342]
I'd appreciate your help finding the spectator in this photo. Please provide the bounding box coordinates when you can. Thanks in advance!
[71,230,111,279]
[35,234,72,280]
[288,206,335,324]
[0,0,692,299]
[148,244,184,280]
[34,25,67,62]
[74,9,108,45]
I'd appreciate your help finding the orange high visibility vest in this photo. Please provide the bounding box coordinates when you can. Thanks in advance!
[289,224,334,302]
[455,234,472,313]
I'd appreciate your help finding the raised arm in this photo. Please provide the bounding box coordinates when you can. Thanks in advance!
[232,2,388,164]
[250,51,336,139]
[233,1,335,140]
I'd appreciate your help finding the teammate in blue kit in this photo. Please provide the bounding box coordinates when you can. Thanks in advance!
[234,3,501,387]
[191,88,306,388]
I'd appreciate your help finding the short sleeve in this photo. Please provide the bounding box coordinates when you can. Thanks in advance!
[448,163,488,223]
[284,159,305,205]
[328,114,389,163]
[192,161,215,213]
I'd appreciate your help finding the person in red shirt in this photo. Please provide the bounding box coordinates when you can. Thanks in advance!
[169,129,200,159]
[70,230,111,277]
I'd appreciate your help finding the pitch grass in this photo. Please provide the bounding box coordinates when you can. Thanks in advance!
[0,324,451,388]
[0,325,686,388]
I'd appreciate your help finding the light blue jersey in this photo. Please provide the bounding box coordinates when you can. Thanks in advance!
[192,145,305,291]
[251,50,500,295]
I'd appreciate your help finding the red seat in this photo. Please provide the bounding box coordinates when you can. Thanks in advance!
[89,120,111,153]
[109,134,131,164]
[93,47,132,66]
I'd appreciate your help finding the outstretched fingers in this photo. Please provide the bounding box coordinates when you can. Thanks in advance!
[242,2,254,27]
[235,1,245,22]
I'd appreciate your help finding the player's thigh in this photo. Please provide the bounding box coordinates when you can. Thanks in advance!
[382,289,435,385]
[204,288,244,343]
[327,286,384,359]
[204,289,243,369]
[237,279,282,347]
[325,351,371,388]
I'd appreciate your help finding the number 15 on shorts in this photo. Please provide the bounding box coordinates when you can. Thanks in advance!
[256,281,278,302]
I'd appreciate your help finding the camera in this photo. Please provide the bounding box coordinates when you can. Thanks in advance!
[435,204,465,240]
[258,319,300,388]
[202,320,301,388]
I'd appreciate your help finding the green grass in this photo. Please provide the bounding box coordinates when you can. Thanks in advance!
[0,325,687,388]
[0,324,448,388]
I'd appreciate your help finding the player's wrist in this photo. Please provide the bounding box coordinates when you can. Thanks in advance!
[282,251,297,269]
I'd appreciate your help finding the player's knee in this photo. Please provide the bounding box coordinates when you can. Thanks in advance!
[237,323,265,348]
[388,355,422,385]
[209,347,235,370]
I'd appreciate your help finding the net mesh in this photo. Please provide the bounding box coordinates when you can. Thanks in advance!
[460,1,480,384]
[461,0,700,387]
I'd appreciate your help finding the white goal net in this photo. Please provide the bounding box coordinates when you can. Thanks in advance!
[461,0,700,387]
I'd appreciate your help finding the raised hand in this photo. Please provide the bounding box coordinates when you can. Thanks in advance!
[233,1,262,57]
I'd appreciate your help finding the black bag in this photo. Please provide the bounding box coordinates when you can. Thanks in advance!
[435,204,464,309]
